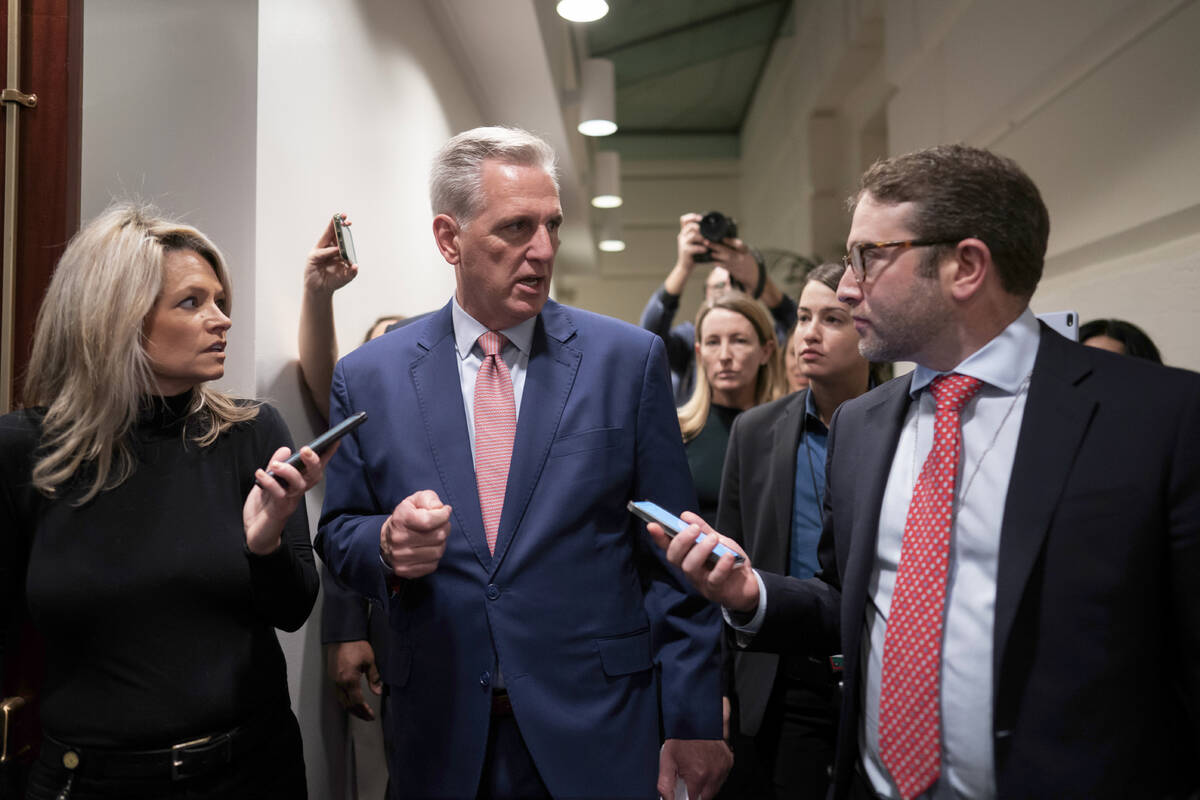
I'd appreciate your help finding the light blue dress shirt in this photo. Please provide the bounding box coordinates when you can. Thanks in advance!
[789,391,827,579]
[451,297,536,459]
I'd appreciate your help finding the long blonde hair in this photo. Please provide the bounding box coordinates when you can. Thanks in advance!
[678,292,784,442]
[23,203,258,503]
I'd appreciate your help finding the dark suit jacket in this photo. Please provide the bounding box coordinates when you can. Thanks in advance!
[751,325,1200,798]
[718,388,829,735]
[317,299,722,799]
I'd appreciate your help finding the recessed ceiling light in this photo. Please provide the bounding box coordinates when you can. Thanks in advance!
[557,0,609,23]
[591,195,623,208]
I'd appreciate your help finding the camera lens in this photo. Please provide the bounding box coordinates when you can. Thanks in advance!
[699,211,737,244]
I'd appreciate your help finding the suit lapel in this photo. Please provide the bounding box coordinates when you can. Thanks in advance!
[849,377,912,583]
[765,391,806,573]
[993,328,1096,674]
[831,375,912,789]
[409,304,491,569]
[489,301,581,573]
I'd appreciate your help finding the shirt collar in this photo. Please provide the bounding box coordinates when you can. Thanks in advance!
[451,296,536,361]
[804,388,820,421]
[910,307,1040,396]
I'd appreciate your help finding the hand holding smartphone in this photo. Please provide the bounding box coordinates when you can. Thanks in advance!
[267,411,368,488]
[628,500,745,566]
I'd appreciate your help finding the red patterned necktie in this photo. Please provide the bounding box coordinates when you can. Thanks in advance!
[474,331,516,555]
[879,373,983,800]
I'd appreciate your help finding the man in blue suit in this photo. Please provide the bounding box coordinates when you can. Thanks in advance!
[317,126,730,799]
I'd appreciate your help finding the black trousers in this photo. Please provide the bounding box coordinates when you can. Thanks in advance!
[24,709,306,800]
[718,663,837,800]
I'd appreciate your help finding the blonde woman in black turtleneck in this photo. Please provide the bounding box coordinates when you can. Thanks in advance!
[0,204,332,799]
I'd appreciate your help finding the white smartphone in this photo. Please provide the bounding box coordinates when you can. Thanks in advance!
[628,500,745,566]
[1037,310,1079,342]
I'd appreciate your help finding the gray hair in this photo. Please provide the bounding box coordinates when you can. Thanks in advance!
[430,126,559,226]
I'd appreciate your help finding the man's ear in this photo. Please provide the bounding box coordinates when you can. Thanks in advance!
[948,238,991,301]
[432,214,461,265]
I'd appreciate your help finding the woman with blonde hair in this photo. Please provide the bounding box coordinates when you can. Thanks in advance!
[677,291,784,525]
[0,203,331,798]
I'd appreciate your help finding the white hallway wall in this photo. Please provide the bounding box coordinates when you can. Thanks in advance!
[82,1,483,797]
[739,0,1200,371]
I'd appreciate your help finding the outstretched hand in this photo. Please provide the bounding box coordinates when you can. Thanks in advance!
[646,511,759,614]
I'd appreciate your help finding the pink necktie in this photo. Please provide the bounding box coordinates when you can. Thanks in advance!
[879,373,983,800]
[474,332,516,555]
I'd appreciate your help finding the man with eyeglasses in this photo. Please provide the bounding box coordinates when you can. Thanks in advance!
[647,144,1200,799]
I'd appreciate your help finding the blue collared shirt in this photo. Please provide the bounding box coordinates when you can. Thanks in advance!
[789,391,827,579]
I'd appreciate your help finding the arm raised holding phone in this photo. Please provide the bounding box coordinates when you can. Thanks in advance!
[299,213,359,421]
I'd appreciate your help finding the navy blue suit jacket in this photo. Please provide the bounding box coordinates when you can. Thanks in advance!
[317,299,722,798]
[751,326,1200,798]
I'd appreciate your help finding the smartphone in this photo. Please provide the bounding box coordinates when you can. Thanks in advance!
[1037,310,1079,342]
[627,500,745,566]
[267,411,368,487]
[332,213,357,265]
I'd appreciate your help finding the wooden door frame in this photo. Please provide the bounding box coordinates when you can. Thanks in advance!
[0,0,81,412]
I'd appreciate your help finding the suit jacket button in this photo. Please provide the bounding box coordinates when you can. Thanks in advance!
[480,671,491,687]
[486,584,500,600]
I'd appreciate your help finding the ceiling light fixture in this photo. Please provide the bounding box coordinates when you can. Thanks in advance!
[591,151,622,208]
[597,211,626,252]
[556,0,609,23]
[578,58,617,137]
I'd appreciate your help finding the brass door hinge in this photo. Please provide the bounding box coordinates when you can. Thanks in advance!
[0,88,36,107]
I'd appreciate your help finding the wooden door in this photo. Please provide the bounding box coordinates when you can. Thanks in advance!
[0,0,81,412]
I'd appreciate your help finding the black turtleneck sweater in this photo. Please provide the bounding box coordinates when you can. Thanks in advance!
[0,394,318,748]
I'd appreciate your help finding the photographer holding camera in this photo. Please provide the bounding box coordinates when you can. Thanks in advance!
[641,212,796,405]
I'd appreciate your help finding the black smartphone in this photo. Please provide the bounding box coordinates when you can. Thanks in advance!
[267,411,367,487]
[627,500,745,566]
[333,213,357,265]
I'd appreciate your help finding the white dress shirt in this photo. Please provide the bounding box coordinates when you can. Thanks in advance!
[731,308,1041,799]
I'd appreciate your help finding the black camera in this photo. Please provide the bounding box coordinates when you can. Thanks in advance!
[695,211,738,263]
